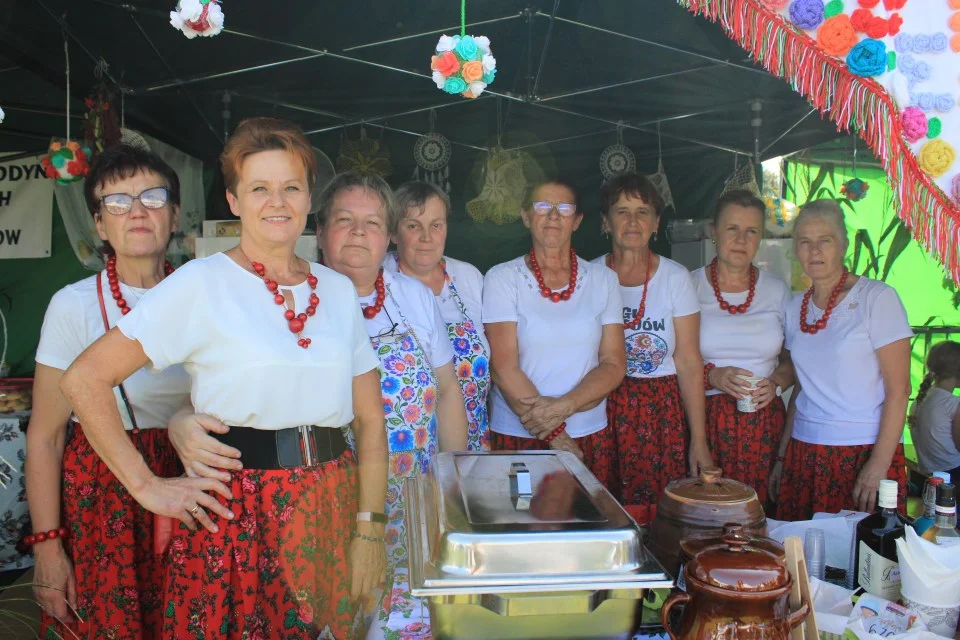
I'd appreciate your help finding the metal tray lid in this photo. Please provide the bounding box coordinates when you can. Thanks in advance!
[406,451,672,595]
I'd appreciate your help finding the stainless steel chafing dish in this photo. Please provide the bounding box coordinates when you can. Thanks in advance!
[405,451,673,640]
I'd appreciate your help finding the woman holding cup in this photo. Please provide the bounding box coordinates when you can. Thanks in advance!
[693,190,794,503]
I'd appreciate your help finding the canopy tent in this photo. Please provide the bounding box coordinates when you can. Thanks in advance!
[1,0,957,274]
[2,2,840,215]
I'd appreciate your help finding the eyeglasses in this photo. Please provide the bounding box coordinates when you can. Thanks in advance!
[532,201,578,217]
[99,186,169,216]
[368,306,410,345]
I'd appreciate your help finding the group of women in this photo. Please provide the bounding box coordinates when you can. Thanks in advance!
[24,117,914,639]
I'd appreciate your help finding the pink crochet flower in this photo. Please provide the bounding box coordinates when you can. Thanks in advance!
[901,107,927,143]
[763,0,790,8]
[952,174,960,205]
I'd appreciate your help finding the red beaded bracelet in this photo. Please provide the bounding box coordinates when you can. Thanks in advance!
[543,422,567,444]
[703,363,716,390]
[23,527,68,546]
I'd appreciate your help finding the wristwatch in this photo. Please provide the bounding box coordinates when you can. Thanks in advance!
[775,385,783,398]
[357,511,388,525]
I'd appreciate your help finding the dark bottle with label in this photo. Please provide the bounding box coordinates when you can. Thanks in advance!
[854,479,905,601]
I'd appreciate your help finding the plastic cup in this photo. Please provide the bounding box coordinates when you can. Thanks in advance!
[736,375,762,413]
[804,528,826,580]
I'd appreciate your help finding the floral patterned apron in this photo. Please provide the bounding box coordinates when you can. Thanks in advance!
[349,287,437,639]
[442,269,491,452]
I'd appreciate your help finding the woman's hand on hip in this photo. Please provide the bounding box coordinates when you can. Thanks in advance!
[167,412,242,482]
[132,474,234,534]
[708,366,755,400]
[32,544,77,623]
[517,396,573,438]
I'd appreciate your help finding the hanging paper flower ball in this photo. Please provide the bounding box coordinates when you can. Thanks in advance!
[840,178,870,201]
[170,0,224,39]
[431,35,496,99]
[847,38,888,77]
[41,140,91,186]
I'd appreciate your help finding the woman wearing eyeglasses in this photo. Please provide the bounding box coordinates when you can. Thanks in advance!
[483,179,625,491]
[385,181,491,452]
[26,144,192,637]
[593,172,713,507]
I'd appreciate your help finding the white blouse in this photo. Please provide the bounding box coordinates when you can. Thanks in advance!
[117,253,379,430]
[36,272,191,430]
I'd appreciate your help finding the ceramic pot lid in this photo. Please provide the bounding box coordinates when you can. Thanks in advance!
[687,531,789,592]
[665,467,757,505]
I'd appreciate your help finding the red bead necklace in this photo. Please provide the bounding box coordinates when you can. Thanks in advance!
[528,247,578,302]
[106,254,174,316]
[607,252,652,330]
[362,269,387,319]
[799,269,849,334]
[250,260,320,349]
[710,258,756,315]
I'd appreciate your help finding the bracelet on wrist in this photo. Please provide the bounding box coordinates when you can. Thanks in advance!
[352,531,385,544]
[704,363,716,390]
[543,422,567,444]
[23,527,69,547]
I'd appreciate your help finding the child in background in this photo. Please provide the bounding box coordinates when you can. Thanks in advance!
[909,341,960,480]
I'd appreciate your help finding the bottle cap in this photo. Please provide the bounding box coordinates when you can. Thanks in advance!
[929,477,945,486]
[935,483,956,508]
[878,479,898,508]
[933,471,952,483]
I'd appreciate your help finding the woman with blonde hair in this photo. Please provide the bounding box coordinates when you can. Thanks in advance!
[770,199,912,520]
[909,341,960,479]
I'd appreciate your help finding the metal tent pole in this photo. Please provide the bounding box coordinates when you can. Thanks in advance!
[135,54,327,93]
[531,0,561,99]
[760,108,817,156]
[537,63,721,102]
[343,13,524,52]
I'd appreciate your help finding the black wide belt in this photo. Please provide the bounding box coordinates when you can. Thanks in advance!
[214,425,347,470]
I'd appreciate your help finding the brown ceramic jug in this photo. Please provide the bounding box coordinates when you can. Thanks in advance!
[661,530,809,640]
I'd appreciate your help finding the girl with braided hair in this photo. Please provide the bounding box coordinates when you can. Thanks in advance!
[909,341,960,480]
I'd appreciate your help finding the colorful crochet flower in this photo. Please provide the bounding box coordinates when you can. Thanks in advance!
[901,106,927,142]
[819,15,859,56]
[763,0,790,8]
[931,33,949,53]
[790,0,825,30]
[851,8,874,32]
[935,95,955,113]
[913,34,931,53]
[916,93,935,111]
[887,14,903,36]
[858,0,879,7]
[883,0,906,8]
[847,38,887,76]
[918,140,956,178]
[866,17,889,39]
[894,33,914,52]
[951,174,960,205]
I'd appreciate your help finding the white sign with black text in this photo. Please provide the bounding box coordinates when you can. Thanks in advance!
[0,153,54,259]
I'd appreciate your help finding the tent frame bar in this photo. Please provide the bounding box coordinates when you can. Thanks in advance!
[343,12,525,52]
[537,63,722,102]
[761,108,818,156]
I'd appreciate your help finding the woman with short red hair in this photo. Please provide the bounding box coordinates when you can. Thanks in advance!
[60,118,388,638]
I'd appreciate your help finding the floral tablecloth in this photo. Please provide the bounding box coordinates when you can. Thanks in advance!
[0,413,32,572]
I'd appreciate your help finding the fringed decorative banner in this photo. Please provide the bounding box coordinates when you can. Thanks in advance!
[679,0,960,283]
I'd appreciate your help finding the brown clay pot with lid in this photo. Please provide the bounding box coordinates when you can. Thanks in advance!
[649,466,766,574]
[661,530,809,640]
[678,523,784,575]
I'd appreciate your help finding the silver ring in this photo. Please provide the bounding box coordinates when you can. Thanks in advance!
[189,505,201,516]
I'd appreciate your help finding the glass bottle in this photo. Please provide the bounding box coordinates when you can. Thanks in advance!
[854,479,906,600]
[912,476,945,535]
[920,483,959,547]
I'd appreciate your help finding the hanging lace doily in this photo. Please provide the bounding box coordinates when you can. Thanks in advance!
[721,156,760,196]
[467,147,530,224]
[599,144,636,180]
[646,159,674,212]
[413,131,452,192]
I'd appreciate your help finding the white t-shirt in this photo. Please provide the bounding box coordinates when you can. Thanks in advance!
[117,253,379,430]
[482,255,623,438]
[36,273,191,430]
[383,252,488,353]
[360,269,454,369]
[910,387,960,474]
[592,255,699,379]
[785,277,913,446]
[693,267,792,396]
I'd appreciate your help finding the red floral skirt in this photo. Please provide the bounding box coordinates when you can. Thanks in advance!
[161,452,359,640]
[40,425,182,640]
[776,439,907,521]
[490,425,617,495]
[705,394,786,504]
[606,375,688,506]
